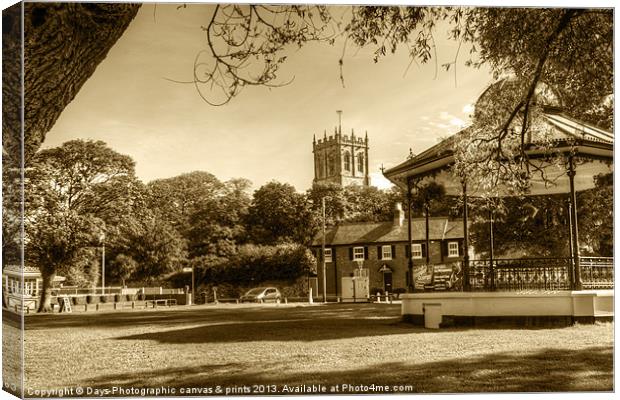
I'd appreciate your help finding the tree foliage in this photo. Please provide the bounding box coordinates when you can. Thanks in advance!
[307,182,404,225]
[146,172,251,258]
[3,3,140,165]
[470,173,613,258]
[25,140,136,311]
[197,243,317,285]
[246,181,318,245]
[194,5,612,193]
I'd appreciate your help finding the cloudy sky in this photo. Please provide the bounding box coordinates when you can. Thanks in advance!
[43,3,493,191]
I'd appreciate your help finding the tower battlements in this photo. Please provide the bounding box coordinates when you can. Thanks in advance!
[312,113,370,187]
[313,130,368,150]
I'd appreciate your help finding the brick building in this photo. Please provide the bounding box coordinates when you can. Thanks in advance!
[312,204,464,297]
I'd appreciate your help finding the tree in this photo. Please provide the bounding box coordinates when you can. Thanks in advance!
[147,171,224,229]
[469,195,571,259]
[109,254,139,288]
[2,3,141,165]
[306,182,348,226]
[146,172,250,259]
[246,181,319,245]
[25,140,136,312]
[308,182,405,225]
[576,173,613,256]
[194,6,612,193]
[120,214,187,284]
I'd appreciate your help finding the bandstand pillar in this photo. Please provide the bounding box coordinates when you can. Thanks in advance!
[406,178,414,292]
[488,207,495,291]
[462,179,470,291]
[567,157,582,290]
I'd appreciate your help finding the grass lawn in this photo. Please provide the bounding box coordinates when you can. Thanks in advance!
[4,303,613,395]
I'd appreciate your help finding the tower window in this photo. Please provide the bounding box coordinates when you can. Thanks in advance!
[344,152,351,171]
[357,153,364,172]
[327,155,335,176]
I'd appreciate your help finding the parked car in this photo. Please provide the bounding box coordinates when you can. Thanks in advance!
[240,287,281,303]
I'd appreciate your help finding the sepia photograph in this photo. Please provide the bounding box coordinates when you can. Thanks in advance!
[1,1,614,398]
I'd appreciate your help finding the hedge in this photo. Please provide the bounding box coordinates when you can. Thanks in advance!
[199,243,317,285]
[86,295,100,304]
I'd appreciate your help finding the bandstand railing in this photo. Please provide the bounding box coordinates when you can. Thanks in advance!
[580,257,614,289]
[467,256,613,291]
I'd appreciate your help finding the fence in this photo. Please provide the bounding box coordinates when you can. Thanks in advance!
[580,257,614,289]
[467,256,613,291]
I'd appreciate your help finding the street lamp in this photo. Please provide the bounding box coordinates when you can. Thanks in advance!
[99,232,105,295]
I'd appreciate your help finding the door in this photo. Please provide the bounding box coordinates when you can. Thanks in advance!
[383,272,393,293]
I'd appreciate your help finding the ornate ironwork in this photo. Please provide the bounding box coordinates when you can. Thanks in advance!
[580,257,614,289]
[467,257,613,291]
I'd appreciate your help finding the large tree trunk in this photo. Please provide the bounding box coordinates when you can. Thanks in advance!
[2,3,141,165]
[37,270,56,313]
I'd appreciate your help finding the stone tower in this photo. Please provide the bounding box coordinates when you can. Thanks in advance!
[312,113,370,187]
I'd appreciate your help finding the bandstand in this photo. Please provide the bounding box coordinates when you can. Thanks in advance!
[384,82,613,327]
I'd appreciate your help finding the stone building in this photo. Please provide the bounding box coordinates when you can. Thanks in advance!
[312,125,370,187]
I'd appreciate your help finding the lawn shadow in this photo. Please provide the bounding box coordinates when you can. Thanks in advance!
[80,345,613,393]
[21,303,403,333]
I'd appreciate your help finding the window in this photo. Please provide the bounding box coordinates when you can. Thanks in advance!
[353,247,365,260]
[343,152,351,171]
[327,155,335,176]
[411,244,423,259]
[381,245,392,260]
[324,248,332,263]
[357,153,364,172]
[448,242,459,257]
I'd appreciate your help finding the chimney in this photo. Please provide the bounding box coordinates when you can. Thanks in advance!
[394,202,405,227]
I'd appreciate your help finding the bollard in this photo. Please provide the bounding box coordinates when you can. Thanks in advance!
[284,297,288,304]
[132,301,135,309]
[376,292,381,303]
[114,303,118,310]
[309,288,313,304]
[337,297,341,303]
[96,304,99,311]
[85,304,88,312]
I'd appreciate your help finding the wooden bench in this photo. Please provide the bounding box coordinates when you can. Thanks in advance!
[147,299,177,308]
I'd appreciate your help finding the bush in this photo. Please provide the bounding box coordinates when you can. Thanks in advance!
[86,295,99,304]
[114,294,123,303]
[73,296,86,306]
[392,288,407,299]
[138,293,146,301]
[100,295,115,303]
[201,243,317,284]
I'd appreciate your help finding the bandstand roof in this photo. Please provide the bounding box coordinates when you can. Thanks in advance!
[384,108,613,197]
[3,264,42,278]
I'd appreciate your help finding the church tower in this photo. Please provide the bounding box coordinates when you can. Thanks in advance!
[312,111,370,187]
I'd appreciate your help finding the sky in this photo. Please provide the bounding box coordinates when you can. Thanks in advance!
[42,3,494,192]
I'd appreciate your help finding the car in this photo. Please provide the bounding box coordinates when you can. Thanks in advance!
[240,287,281,303]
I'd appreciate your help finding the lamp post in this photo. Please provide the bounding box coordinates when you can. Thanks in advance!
[99,232,106,295]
